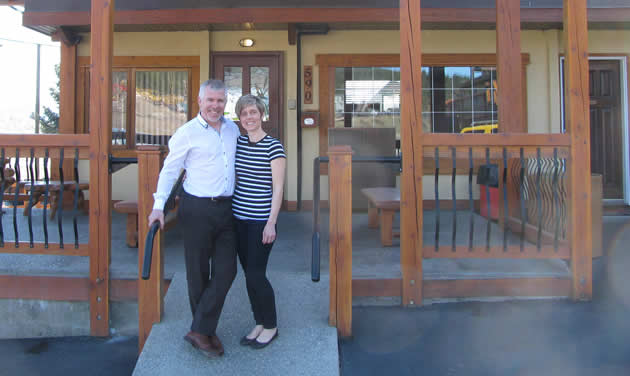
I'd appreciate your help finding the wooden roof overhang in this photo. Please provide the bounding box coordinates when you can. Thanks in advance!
[21,1,630,35]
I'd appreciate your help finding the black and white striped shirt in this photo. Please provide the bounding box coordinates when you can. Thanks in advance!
[232,135,286,221]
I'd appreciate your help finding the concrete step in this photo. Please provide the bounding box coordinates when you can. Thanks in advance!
[133,271,339,376]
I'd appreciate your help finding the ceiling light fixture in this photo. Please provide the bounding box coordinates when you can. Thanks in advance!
[239,38,255,48]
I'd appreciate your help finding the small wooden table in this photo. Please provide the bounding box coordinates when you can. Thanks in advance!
[23,181,89,219]
[361,187,400,246]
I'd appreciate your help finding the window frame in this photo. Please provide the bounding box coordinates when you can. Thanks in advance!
[316,53,530,157]
[77,56,200,157]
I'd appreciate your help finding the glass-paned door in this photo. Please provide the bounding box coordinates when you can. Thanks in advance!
[212,53,283,140]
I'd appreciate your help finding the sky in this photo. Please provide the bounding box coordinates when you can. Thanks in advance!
[0,6,60,134]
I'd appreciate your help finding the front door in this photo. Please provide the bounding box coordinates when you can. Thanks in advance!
[589,60,624,199]
[211,52,283,141]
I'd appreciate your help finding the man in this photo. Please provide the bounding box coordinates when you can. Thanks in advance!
[148,79,240,358]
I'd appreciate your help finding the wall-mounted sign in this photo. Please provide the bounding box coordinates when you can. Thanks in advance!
[304,65,313,104]
[301,111,319,128]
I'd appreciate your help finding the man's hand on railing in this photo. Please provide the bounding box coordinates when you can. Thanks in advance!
[148,209,164,230]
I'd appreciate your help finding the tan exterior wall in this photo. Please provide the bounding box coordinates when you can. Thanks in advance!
[73,29,630,203]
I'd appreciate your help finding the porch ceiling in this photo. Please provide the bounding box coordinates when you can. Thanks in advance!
[22,9,630,37]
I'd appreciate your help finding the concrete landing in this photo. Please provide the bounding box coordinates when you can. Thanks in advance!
[133,271,339,376]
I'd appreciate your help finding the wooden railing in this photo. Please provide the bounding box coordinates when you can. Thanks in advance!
[328,133,595,337]
[0,134,112,335]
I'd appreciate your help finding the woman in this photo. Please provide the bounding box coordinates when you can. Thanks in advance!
[232,94,286,349]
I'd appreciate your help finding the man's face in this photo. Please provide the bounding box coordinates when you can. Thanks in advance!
[198,88,227,125]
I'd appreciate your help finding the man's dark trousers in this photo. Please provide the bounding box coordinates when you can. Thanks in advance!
[178,191,237,336]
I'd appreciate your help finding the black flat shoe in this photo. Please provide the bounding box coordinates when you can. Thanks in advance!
[251,330,279,350]
[240,335,256,346]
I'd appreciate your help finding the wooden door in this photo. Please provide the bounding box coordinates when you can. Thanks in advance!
[589,61,623,199]
[211,52,283,141]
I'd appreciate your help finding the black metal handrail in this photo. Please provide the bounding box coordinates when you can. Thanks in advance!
[142,170,185,280]
[311,155,401,282]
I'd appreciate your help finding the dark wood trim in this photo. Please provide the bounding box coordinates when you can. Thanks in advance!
[423,278,571,299]
[22,8,630,27]
[288,23,297,46]
[88,0,113,337]
[211,51,284,145]
[564,0,592,301]
[78,56,200,68]
[0,275,171,302]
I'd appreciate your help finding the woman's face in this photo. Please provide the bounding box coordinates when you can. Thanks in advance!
[239,104,263,134]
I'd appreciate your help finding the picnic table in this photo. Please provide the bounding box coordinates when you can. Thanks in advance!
[361,187,400,246]
[23,181,89,219]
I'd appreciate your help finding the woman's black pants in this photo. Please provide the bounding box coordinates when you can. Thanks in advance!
[235,219,277,329]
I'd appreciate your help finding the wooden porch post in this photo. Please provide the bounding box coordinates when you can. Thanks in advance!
[328,145,352,337]
[88,0,113,336]
[496,0,524,228]
[137,146,166,351]
[57,42,77,180]
[400,0,423,306]
[564,0,592,300]
[496,0,524,133]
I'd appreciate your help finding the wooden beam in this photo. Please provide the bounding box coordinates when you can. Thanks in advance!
[353,279,402,297]
[352,277,571,299]
[422,245,571,259]
[564,0,592,301]
[137,146,165,352]
[328,145,353,337]
[21,8,630,27]
[0,275,171,302]
[51,27,82,46]
[56,42,78,180]
[88,0,114,337]
[399,0,423,307]
[0,243,89,256]
[423,278,572,299]
[496,0,524,133]
[421,134,570,147]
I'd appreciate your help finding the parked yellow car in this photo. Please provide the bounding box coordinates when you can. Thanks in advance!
[459,123,498,134]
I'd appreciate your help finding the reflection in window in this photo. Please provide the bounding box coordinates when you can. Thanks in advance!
[250,66,270,121]
[334,66,498,135]
[224,66,243,121]
[135,70,189,145]
[112,71,128,145]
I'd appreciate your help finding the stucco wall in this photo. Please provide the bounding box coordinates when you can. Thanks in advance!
[74,29,630,203]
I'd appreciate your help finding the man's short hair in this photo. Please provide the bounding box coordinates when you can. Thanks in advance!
[235,94,267,120]
[199,79,226,98]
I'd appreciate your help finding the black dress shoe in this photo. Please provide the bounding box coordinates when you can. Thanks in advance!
[240,335,256,346]
[250,330,279,350]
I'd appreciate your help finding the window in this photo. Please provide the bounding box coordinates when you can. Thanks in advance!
[333,65,498,137]
[77,56,200,155]
[318,54,529,156]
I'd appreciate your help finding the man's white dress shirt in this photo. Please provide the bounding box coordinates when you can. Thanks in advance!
[152,114,240,210]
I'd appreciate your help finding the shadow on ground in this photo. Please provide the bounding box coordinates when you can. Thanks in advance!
[340,216,630,376]
[0,336,138,376]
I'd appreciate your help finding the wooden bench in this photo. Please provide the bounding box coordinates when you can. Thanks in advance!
[361,187,400,246]
[114,200,178,248]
